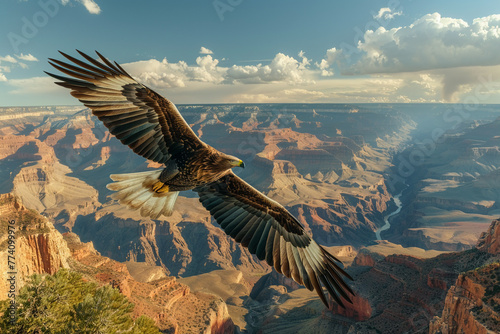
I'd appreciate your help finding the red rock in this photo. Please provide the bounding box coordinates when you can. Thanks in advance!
[476,219,500,254]
[330,294,372,321]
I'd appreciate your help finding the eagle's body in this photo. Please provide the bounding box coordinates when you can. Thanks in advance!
[47,50,354,308]
[157,146,238,191]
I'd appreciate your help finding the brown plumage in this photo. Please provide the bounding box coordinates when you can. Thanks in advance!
[46,50,354,308]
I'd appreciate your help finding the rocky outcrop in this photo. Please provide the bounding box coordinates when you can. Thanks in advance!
[430,219,500,333]
[0,194,71,297]
[330,294,372,321]
[353,249,385,267]
[250,269,301,300]
[476,218,500,254]
[208,299,236,334]
[429,263,500,334]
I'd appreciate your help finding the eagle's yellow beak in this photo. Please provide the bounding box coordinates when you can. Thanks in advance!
[232,159,245,168]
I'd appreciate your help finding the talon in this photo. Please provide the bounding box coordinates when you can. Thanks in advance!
[152,181,169,193]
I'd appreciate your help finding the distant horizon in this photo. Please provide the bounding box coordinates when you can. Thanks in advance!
[2,102,500,108]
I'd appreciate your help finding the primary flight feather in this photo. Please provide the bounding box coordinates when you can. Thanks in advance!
[46,50,354,308]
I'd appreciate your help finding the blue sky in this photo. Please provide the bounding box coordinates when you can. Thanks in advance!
[1,0,500,106]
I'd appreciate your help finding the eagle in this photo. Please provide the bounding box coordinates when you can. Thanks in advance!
[46,50,354,308]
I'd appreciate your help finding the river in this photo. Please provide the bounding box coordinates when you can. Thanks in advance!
[375,190,404,240]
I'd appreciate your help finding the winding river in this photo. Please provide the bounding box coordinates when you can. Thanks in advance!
[375,190,404,240]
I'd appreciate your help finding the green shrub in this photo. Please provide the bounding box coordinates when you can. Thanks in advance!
[0,269,160,334]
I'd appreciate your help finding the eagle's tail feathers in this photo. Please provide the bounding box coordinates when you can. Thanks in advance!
[107,171,179,219]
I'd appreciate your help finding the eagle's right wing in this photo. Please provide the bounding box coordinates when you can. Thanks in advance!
[195,171,354,308]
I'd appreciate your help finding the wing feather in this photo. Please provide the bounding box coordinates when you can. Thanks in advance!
[195,172,353,308]
[46,50,206,165]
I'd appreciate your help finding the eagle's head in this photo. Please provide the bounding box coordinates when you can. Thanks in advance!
[221,154,245,169]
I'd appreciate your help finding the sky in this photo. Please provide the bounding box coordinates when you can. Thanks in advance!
[1,0,500,106]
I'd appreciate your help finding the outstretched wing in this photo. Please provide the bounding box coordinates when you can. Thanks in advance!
[194,172,354,307]
[46,50,205,165]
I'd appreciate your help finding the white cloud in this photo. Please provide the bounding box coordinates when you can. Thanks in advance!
[316,48,342,76]
[298,50,310,70]
[225,53,312,84]
[123,55,226,88]
[0,55,17,63]
[61,0,101,14]
[349,13,500,74]
[0,53,38,76]
[200,47,214,54]
[79,0,101,14]
[316,12,500,101]
[373,8,402,21]
[124,51,312,90]
[16,53,38,62]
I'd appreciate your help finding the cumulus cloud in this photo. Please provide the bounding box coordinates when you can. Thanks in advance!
[297,51,310,70]
[61,0,101,14]
[314,12,500,101]
[123,55,226,88]
[373,8,402,21]
[316,48,342,76]
[200,47,214,54]
[350,13,500,74]
[16,53,38,62]
[123,51,313,90]
[225,53,312,84]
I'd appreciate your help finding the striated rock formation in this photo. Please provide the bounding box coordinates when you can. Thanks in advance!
[430,218,500,333]
[476,218,500,254]
[429,263,500,334]
[330,294,372,322]
[353,249,384,267]
[0,194,71,297]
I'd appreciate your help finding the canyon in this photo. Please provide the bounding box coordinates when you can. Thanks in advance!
[0,103,499,333]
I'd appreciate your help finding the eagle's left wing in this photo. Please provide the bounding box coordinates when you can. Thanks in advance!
[194,171,354,307]
[45,50,206,166]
